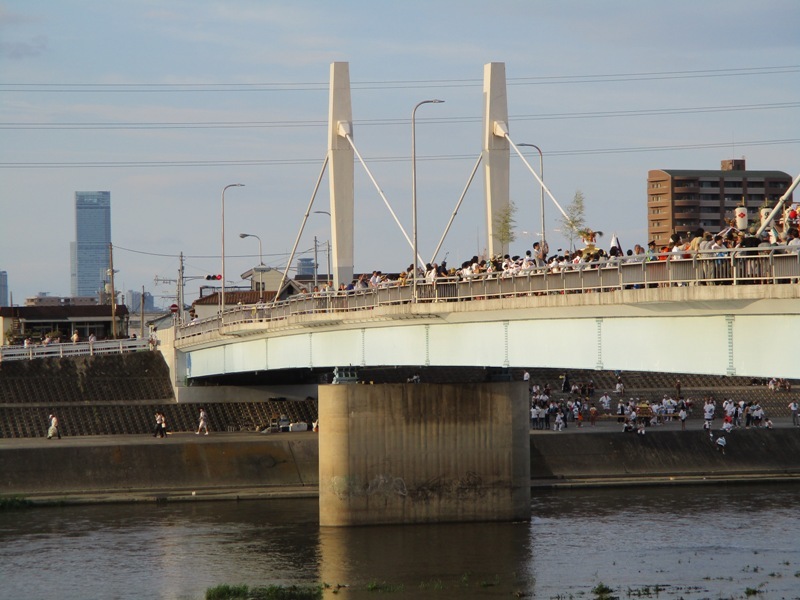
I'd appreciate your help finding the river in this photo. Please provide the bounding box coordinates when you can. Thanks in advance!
[1,483,798,600]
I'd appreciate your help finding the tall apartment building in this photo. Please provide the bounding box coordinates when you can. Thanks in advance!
[70,191,111,298]
[647,159,792,247]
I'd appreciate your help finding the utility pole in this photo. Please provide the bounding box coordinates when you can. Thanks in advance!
[109,243,117,339]
[178,252,185,324]
[140,285,145,339]
[314,236,319,289]
[327,240,332,287]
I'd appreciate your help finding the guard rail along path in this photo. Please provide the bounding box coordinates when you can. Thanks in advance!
[177,245,800,341]
[0,338,151,363]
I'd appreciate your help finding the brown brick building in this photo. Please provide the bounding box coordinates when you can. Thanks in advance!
[647,159,793,246]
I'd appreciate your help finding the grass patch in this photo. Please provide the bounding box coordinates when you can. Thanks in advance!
[206,584,322,600]
[0,495,34,510]
[744,588,762,597]
[365,581,404,593]
[592,582,617,599]
[206,585,249,600]
[418,579,443,590]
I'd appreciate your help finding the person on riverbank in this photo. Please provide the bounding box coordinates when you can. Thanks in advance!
[789,399,799,427]
[679,407,688,431]
[703,399,715,430]
[46,414,61,439]
[553,411,564,432]
[153,412,165,438]
[196,408,209,435]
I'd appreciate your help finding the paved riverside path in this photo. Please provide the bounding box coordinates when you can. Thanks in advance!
[529,414,799,434]
[0,415,796,447]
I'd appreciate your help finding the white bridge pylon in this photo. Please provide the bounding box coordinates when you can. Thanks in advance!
[275,61,570,298]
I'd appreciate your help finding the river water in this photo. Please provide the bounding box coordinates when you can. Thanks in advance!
[1,484,798,600]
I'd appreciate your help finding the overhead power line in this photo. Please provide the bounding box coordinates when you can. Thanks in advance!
[1,101,796,130]
[0,65,796,93]
[2,138,797,169]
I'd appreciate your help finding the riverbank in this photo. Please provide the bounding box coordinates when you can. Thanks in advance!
[2,419,799,506]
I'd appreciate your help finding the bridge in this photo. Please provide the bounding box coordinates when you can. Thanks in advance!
[170,249,800,384]
[161,61,799,526]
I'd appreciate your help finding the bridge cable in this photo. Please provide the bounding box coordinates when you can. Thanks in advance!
[341,129,422,266]
[428,153,483,265]
[271,153,330,307]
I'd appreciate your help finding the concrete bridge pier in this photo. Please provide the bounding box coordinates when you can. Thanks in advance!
[318,382,531,526]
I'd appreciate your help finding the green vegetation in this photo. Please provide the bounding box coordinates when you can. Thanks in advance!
[592,582,617,599]
[417,579,443,590]
[558,189,586,251]
[744,587,762,596]
[492,200,518,252]
[365,581,404,592]
[624,585,663,597]
[206,584,322,600]
[0,495,34,510]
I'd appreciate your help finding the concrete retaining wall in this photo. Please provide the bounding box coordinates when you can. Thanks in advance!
[0,436,319,497]
[3,428,799,503]
[530,428,800,481]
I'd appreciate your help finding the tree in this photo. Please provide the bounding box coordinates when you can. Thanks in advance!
[558,190,586,251]
[493,200,517,253]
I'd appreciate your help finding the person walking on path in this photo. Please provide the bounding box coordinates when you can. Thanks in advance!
[196,408,209,435]
[679,407,688,431]
[47,414,61,439]
[153,412,166,438]
[789,400,799,427]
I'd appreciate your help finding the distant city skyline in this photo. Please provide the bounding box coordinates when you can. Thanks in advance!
[70,191,111,298]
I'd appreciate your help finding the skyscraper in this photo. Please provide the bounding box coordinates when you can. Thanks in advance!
[0,271,8,306]
[70,191,111,298]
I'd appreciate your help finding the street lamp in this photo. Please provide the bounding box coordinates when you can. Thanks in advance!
[411,98,444,302]
[239,233,263,264]
[518,143,546,255]
[221,183,245,316]
[240,232,264,300]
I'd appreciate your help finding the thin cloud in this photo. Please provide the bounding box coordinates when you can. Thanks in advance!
[0,34,48,59]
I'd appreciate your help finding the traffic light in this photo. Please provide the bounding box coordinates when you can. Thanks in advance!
[205,274,222,280]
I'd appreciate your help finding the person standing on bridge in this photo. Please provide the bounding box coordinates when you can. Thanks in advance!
[197,408,209,435]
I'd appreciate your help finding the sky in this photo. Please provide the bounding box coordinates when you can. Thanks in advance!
[2,0,799,308]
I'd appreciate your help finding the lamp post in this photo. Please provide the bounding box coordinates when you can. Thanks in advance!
[518,143,546,254]
[238,233,263,264]
[239,232,263,300]
[411,99,444,302]
[221,183,245,316]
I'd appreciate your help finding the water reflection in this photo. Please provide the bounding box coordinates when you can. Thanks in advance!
[0,484,798,600]
[319,520,532,598]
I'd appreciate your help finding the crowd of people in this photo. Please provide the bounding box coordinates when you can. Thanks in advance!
[525,371,793,438]
[292,221,800,297]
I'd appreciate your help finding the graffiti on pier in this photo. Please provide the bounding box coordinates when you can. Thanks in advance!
[328,472,489,503]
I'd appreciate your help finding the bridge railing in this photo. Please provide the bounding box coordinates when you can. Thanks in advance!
[176,246,800,341]
[0,338,151,362]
